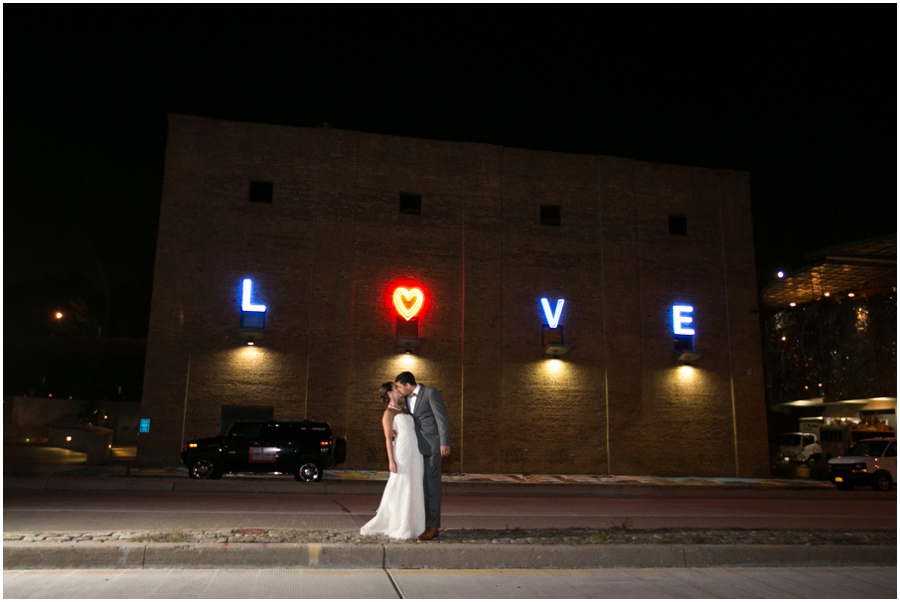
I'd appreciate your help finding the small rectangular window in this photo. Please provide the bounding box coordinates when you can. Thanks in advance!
[249,180,274,204]
[540,205,561,227]
[669,214,687,236]
[399,193,421,215]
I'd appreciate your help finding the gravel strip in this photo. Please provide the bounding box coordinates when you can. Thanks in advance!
[5,528,895,546]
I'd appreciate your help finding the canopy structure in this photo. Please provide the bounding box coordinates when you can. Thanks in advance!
[761,235,896,309]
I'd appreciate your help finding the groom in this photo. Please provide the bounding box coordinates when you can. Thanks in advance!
[394,371,451,541]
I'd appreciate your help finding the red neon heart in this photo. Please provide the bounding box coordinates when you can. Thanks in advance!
[393,287,424,321]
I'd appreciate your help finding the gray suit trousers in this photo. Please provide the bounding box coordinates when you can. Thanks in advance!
[423,452,443,529]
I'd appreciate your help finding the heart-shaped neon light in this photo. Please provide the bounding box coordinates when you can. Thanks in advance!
[393,287,424,321]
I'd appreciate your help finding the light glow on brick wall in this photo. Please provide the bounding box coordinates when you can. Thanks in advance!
[677,365,697,380]
[233,344,267,366]
[396,351,417,370]
[543,358,566,376]
[663,364,713,393]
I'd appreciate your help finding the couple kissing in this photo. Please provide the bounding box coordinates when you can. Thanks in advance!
[360,371,451,541]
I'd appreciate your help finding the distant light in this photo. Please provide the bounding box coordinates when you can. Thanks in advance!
[824,292,830,297]
[781,336,787,341]
[54,312,63,319]
[777,271,784,279]
[789,302,797,307]
[247,341,255,346]
[848,292,855,298]
[66,436,72,442]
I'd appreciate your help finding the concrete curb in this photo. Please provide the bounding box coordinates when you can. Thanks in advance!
[4,542,895,570]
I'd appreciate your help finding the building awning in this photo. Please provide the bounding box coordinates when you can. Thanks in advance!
[761,235,896,309]
[772,396,897,415]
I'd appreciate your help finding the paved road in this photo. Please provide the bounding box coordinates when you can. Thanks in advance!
[4,566,896,598]
[4,488,896,532]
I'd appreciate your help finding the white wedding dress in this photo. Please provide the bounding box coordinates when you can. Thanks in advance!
[360,412,425,540]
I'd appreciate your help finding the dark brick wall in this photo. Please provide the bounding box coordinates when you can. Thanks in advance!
[137,115,769,477]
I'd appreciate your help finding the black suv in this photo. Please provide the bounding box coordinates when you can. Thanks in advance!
[181,420,347,482]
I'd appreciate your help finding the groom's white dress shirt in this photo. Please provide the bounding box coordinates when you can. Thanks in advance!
[408,385,421,414]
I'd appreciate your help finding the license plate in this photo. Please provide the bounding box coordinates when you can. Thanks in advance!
[835,477,844,483]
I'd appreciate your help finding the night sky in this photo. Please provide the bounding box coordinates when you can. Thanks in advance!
[5,5,897,342]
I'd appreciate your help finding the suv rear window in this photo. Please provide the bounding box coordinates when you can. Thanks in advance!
[229,423,262,439]
[262,423,303,443]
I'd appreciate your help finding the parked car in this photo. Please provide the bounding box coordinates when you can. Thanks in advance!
[182,420,347,482]
[827,437,896,491]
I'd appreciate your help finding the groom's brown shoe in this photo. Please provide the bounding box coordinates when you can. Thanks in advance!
[417,527,439,541]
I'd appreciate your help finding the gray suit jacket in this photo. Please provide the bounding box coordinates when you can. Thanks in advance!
[409,385,451,455]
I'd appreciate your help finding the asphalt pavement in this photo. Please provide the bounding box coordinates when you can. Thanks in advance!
[3,444,896,574]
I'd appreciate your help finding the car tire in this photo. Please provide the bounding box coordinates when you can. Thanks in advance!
[189,456,224,480]
[871,472,893,492]
[835,482,854,491]
[295,458,323,482]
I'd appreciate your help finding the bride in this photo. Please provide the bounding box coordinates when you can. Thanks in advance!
[360,382,425,540]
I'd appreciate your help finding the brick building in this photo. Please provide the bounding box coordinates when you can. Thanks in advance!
[137,114,770,477]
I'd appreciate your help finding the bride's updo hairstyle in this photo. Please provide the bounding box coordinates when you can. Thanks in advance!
[378,382,409,414]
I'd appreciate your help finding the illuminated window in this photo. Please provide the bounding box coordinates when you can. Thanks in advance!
[249,180,273,204]
[399,193,421,215]
[540,205,561,226]
[669,214,687,236]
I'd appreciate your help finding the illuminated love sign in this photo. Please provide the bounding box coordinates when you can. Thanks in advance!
[242,279,266,313]
[672,305,695,335]
[393,287,424,321]
[540,298,565,329]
